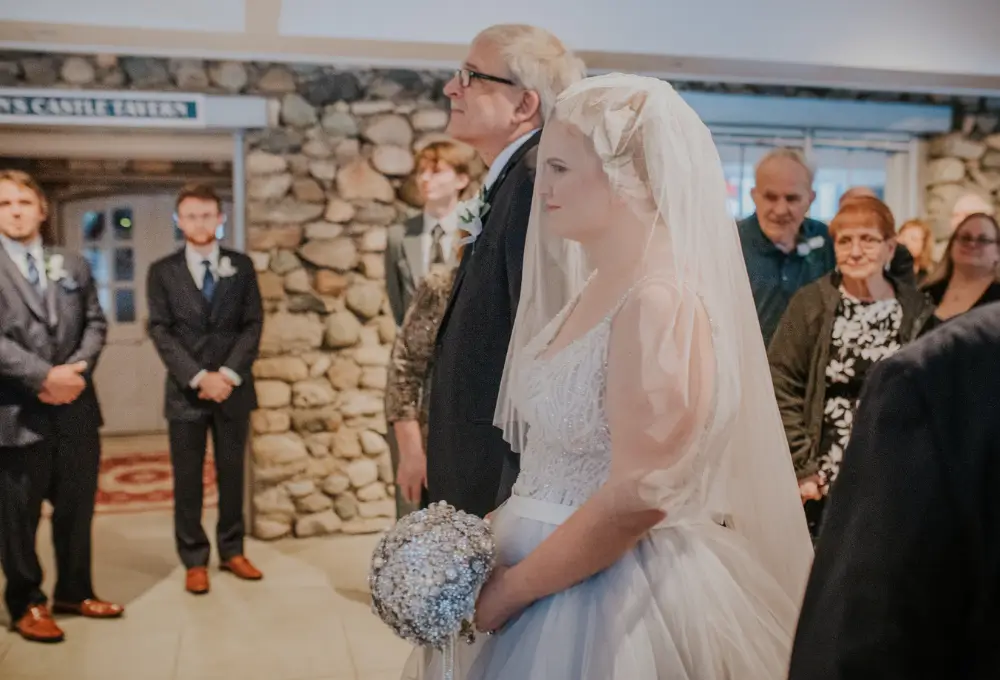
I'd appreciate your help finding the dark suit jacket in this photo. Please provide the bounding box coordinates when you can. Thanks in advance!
[788,303,1000,680]
[0,246,106,448]
[385,216,425,326]
[888,245,916,287]
[146,248,263,422]
[425,132,539,517]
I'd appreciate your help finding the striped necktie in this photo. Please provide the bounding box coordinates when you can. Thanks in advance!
[24,252,43,295]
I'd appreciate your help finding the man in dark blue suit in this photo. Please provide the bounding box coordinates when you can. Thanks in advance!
[788,303,1000,679]
[147,184,263,595]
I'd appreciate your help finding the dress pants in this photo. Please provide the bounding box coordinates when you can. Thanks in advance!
[0,422,101,621]
[168,413,249,569]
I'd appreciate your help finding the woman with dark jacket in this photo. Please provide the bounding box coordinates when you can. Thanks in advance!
[768,197,934,538]
[917,212,1000,337]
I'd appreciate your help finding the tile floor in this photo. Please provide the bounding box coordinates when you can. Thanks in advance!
[0,508,412,680]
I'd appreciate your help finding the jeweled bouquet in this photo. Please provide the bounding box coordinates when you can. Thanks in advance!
[369,501,497,649]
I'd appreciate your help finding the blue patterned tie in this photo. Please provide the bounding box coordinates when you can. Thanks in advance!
[24,252,42,295]
[201,260,215,302]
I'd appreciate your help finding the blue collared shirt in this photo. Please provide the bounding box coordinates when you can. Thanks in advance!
[738,213,835,345]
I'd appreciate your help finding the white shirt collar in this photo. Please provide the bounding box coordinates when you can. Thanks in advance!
[0,233,43,260]
[423,210,459,235]
[483,129,540,192]
[185,242,220,270]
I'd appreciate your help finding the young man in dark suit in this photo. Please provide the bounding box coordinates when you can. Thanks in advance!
[147,184,263,595]
[0,170,123,643]
[422,25,585,517]
[385,141,472,326]
[788,303,1000,679]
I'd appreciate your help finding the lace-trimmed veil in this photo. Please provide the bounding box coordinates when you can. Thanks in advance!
[493,73,813,603]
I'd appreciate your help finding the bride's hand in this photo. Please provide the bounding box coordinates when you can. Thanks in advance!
[474,565,521,634]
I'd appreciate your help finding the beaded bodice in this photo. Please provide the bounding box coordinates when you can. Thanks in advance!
[510,302,616,507]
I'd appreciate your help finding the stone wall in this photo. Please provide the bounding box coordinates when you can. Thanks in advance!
[924,131,1000,238]
[2,49,998,539]
[0,51,474,540]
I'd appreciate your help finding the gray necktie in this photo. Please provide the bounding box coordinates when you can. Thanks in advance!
[24,252,42,295]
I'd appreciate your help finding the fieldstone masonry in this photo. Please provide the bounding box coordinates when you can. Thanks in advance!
[0,50,997,538]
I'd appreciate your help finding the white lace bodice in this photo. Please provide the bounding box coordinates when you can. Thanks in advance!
[510,304,617,507]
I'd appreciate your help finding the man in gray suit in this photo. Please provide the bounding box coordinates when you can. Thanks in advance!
[385,140,472,325]
[0,170,123,643]
[384,141,471,518]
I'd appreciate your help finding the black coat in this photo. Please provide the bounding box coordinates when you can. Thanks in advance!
[0,247,105,448]
[425,132,539,517]
[146,248,262,422]
[788,303,1000,679]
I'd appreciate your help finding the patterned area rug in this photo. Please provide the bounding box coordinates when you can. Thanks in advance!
[94,451,218,515]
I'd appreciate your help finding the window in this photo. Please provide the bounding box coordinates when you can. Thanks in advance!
[81,203,137,322]
[713,134,906,225]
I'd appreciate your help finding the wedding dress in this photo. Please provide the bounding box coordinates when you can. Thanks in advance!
[403,283,802,679]
[402,72,812,679]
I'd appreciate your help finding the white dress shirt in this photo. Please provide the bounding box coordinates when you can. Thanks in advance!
[0,234,47,293]
[183,242,242,389]
[421,209,460,269]
[184,242,220,290]
[483,129,541,192]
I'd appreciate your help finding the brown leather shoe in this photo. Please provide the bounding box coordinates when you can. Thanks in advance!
[185,566,210,594]
[14,605,65,643]
[53,599,124,619]
[221,555,263,580]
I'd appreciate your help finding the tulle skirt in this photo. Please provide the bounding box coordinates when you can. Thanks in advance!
[401,495,801,680]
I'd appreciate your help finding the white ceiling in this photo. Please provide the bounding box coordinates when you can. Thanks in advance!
[2,0,1000,93]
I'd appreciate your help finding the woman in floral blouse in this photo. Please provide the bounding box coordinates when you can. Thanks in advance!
[768,196,934,539]
[384,262,458,513]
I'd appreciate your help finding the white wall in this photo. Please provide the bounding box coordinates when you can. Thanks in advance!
[280,0,1000,77]
[3,0,1000,90]
[1,0,246,32]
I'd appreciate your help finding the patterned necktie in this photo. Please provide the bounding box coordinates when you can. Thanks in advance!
[201,260,216,302]
[430,224,446,265]
[24,252,42,295]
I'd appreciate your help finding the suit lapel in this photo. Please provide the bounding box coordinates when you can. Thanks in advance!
[0,245,48,323]
[43,250,60,329]
[208,251,237,322]
[171,250,209,314]
[435,132,541,344]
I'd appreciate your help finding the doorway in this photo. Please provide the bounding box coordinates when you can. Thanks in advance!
[61,192,234,435]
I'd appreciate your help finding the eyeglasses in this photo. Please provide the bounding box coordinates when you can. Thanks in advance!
[453,68,517,89]
[955,234,998,248]
[834,235,886,251]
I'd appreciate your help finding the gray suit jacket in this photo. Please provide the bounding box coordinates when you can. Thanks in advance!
[0,246,106,448]
[385,216,425,326]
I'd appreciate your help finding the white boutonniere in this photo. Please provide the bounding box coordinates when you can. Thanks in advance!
[458,189,490,246]
[46,253,67,281]
[217,256,237,278]
[46,252,80,291]
[796,235,826,257]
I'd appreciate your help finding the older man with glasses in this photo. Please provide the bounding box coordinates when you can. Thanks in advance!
[421,25,585,518]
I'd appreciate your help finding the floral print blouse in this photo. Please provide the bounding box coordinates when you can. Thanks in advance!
[817,291,903,492]
[384,264,456,426]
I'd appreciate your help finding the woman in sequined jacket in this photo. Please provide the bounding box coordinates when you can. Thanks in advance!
[385,262,458,513]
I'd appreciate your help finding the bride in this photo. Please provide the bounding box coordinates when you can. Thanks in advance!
[404,73,814,679]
